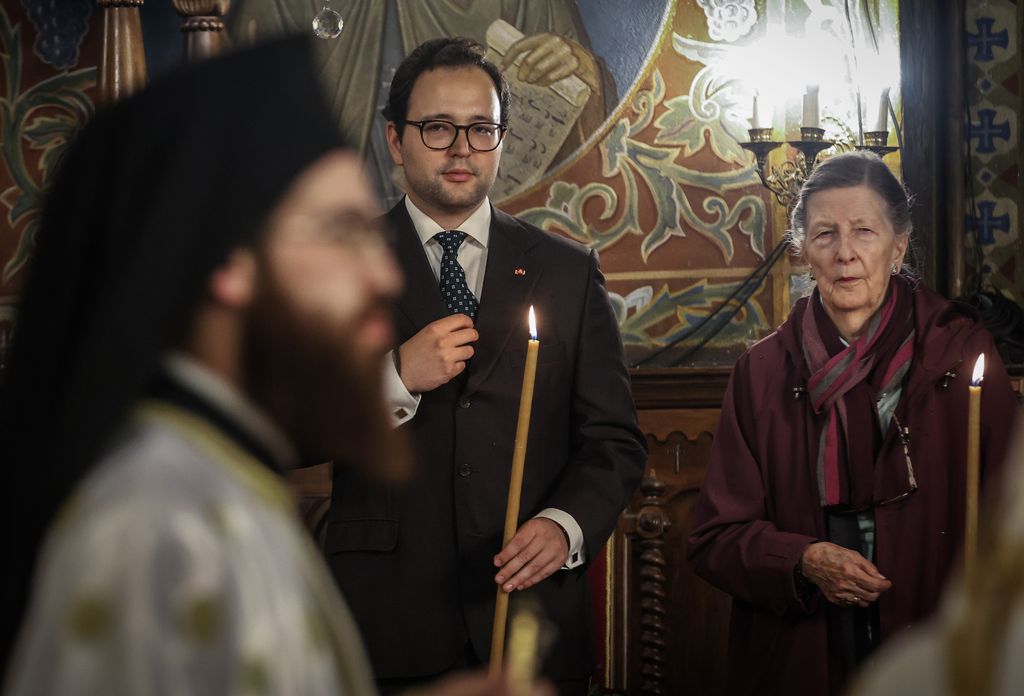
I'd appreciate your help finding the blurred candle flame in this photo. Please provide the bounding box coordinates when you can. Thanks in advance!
[972,354,985,386]
[528,306,537,341]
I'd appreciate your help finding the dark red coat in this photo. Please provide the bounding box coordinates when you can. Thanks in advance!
[687,285,1018,695]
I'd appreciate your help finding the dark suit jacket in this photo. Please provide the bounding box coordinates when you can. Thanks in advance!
[325,201,646,680]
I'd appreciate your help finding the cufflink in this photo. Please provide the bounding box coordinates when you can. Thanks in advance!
[395,408,408,419]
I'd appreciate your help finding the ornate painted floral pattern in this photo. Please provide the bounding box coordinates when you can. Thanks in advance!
[0,4,94,284]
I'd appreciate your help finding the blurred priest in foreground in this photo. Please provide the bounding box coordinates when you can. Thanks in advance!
[0,38,542,696]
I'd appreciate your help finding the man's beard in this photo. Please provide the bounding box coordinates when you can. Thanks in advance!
[415,166,494,214]
[241,271,410,483]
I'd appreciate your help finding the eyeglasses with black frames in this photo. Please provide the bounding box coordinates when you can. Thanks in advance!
[401,119,507,152]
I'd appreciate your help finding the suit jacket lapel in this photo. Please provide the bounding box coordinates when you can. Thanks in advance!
[463,207,541,397]
[386,203,448,334]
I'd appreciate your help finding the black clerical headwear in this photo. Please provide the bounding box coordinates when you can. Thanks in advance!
[0,37,346,665]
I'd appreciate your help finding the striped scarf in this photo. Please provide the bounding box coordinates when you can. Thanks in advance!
[802,278,915,507]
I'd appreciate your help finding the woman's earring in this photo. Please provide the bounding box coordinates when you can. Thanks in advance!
[891,262,900,275]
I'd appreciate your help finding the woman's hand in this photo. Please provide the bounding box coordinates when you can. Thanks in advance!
[800,542,892,608]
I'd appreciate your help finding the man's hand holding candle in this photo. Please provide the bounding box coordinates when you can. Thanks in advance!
[493,518,570,593]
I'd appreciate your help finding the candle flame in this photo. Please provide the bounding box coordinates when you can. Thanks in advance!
[528,306,537,341]
[972,354,985,386]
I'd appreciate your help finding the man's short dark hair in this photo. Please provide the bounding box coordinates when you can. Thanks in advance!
[383,37,511,131]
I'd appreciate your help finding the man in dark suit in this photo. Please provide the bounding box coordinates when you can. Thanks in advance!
[325,37,647,696]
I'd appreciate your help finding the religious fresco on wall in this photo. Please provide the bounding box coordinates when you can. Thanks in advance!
[231,0,902,367]
[505,1,776,368]
[0,0,904,371]
[0,1,98,374]
[229,1,671,206]
[964,0,1022,305]
[507,0,902,367]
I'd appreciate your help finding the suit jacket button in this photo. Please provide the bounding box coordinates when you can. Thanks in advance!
[458,464,472,477]
[458,398,471,409]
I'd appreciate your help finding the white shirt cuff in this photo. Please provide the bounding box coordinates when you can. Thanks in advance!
[383,351,420,427]
[535,508,586,569]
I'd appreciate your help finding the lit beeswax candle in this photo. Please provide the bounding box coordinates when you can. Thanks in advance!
[490,306,540,675]
[965,353,984,586]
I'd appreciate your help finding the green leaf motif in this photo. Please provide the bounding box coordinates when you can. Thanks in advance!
[602,119,629,177]
[26,114,78,180]
[4,217,37,281]
[546,181,578,211]
[24,113,74,142]
[0,4,95,284]
[1,184,28,224]
[654,67,752,166]
[519,67,765,265]
[615,279,769,349]
[626,67,665,137]
[652,95,704,157]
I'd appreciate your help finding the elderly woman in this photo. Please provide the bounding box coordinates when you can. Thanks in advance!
[687,151,1018,695]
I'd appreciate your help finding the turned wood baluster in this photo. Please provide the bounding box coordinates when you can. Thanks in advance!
[173,0,231,61]
[623,469,671,695]
[97,0,147,106]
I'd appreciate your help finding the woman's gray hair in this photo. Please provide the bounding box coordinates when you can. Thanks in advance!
[787,151,914,265]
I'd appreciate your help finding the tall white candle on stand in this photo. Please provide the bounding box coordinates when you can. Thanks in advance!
[802,84,820,128]
[751,92,761,129]
[875,87,891,131]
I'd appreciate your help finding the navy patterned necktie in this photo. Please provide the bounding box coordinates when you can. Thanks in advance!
[434,230,479,320]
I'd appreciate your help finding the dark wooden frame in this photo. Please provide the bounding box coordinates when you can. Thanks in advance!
[900,0,967,297]
[593,369,731,694]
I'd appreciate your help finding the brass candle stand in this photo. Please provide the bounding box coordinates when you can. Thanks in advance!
[741,126,897,207]
[857,130,898,157]
[740,127,835,209]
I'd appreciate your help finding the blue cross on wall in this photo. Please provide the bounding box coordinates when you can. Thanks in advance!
[967,17,1009,62]
[968,109,1011,154]
[967,201,1011,246]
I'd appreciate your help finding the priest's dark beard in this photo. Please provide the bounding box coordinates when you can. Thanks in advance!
[242,271,410,483]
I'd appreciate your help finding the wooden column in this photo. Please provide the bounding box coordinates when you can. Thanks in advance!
[173,0,231,62]
[944,0,967,298]
[900,0,967,296]
[611,368,732,696]
[621,470,671,695]
[97,0,147,107]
